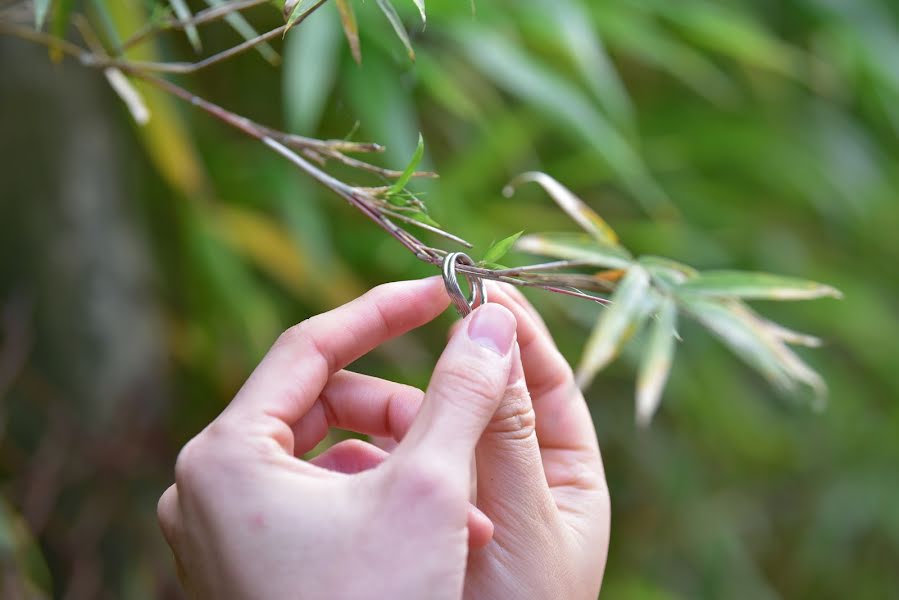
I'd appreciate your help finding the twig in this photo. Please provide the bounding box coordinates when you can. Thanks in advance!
[377,208,473,248]
[0,14,614,308]
[121,0,270,51]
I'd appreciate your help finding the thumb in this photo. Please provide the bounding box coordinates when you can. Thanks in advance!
[392,303,517,486]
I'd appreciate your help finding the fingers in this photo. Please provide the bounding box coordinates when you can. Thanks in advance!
[309,439,390,474]
[157,484,181,549]
[473,344,556,522]
[487,284,599,457]
[310,439,494,548]
[392,303,517,488]
[225,277,448,426]
[291,371,423,456]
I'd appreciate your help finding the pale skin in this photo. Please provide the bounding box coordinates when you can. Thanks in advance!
[157,277,610,599]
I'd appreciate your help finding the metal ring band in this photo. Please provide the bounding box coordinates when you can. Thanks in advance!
[442,252,488,317]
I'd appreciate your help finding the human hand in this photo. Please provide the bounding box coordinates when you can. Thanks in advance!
[462,284,610,599]
[157,278,523,599]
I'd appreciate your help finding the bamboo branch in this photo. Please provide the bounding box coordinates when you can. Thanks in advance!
[0,15,614,307]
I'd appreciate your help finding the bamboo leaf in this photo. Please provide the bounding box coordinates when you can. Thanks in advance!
[335,0,361,64]
[167,0,202,52]
[504,172,619,245]
[388,133,424,196]
[376,0,415,61]
[104,68,151,125]
[482,231,523,265]
[636,298,677,427]
[204,0,280,65]
[34,0,52,30]
[285,0,307,30]
[679,296,795,391]
[411,0,426,25]
[516,233,633,270]
[454,27,674,217]
[639,255,698,287]
[548,0,635,130]
[577,265,651,389]
[283,1,341,134]
[49,0,76,62]
[679,270,843,301]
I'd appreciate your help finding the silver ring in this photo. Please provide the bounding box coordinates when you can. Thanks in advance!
[442,252,488,317]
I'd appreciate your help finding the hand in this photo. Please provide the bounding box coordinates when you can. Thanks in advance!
[157,278,524,599]
[463,284,610,599]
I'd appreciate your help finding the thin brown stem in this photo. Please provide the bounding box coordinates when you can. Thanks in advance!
[0,17,613,308]
[121,0,270,51]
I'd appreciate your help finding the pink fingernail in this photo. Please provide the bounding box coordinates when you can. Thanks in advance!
[468,304,516,355]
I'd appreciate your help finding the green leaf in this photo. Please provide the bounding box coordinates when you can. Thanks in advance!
[681,298,827,405]
[168,0,202,52]
[49,0,76,61]
[454,27,675,217]
[34,0,52,30]
[410,211,440,228]
[482,231,523,265]
[515,232,633,270]
[204,0,279,65]
[576,265,652,389]
[388,134,425,196]
[285,0,307,31]
[504,171,619,245]
[376,0,416,61]
[335,0,361,64]
[411,0,426,25]
[679,271,843,301]
[545,0,635,130]
[639,256,698,287]
[283,1,341,134]
[680,297,793,391]
[636,298,677,427]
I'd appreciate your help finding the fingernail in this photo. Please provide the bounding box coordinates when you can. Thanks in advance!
[468,304,516,355]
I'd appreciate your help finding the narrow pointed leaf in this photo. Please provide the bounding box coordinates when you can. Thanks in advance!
[482,231,523,265]
[49,0,76,62]
[504,172,619,245]
[636,298,677,427]
[550,0,635,129]
[335,0,361,64]
[168,0,202,52]
[639,256,698,287]
[679,270,843,301]
[516,233,632,270]
[576,265,651,389]
[411,0,426,25]
[285,0,307,30]
[388,134,424,196]
[737,304,828,405]
[105,68,151,125]
[204,0,279,65]
[376,0,415,61]
[761,319,823,348]
[34,0,52,30]
[679,297,795,391]
[283,3,341,134]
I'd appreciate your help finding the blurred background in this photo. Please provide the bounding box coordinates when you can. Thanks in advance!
[1,0,898,597]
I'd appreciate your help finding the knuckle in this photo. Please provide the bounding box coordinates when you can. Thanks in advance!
[437,361,505,409]
[173,436,209,488]
[277,319,313,348]
[157,486,179,544]
[486,382,536,441]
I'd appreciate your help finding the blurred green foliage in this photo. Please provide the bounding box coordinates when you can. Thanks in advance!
[2,0,899,597]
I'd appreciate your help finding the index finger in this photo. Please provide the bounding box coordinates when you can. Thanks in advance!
[225,277,448,425]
